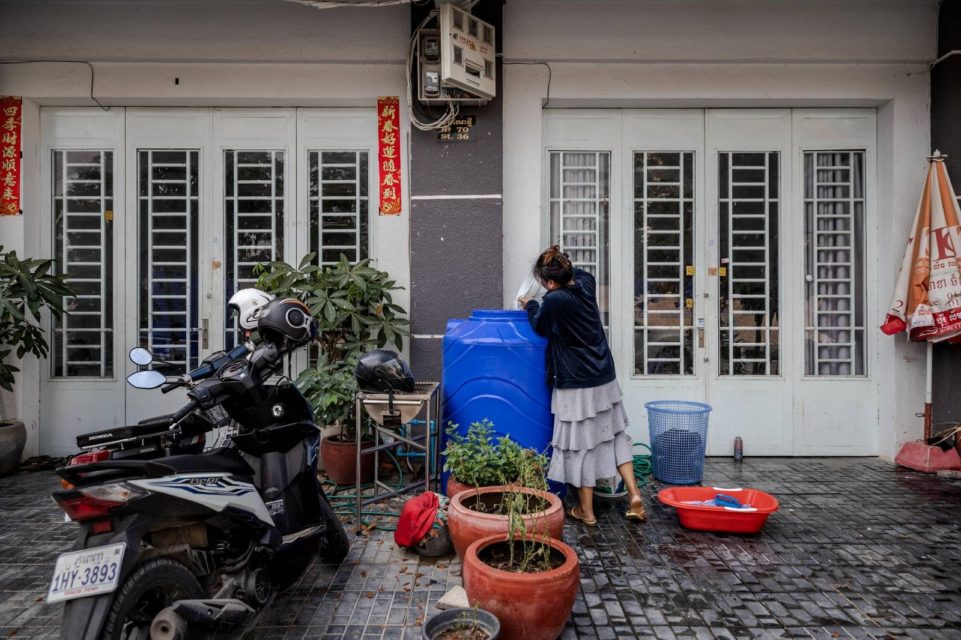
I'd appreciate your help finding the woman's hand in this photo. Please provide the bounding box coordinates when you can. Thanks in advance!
[517,297,530,308]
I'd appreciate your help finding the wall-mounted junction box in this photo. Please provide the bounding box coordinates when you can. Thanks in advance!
[417,29,488,105]
[439,3,496,101]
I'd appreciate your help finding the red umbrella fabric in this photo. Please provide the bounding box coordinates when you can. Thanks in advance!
[882,151,961,342]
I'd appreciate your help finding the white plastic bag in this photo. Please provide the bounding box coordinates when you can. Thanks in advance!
[511,272,545,310]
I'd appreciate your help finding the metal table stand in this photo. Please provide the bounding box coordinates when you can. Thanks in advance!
[354,382,441,532]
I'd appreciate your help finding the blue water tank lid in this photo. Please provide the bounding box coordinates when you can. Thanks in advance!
[469,309,528,322]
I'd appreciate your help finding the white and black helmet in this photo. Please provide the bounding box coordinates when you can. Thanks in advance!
[227,288,275,330]
[257,298,317,352]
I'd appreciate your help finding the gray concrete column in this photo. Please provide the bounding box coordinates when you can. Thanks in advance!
[931,0,961,428]
[408,1,504,381]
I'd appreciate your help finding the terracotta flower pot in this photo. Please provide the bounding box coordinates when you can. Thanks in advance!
[447,485,564,559]
[320,434,374,485]
[0,421,26,477]
[463,533,580,640]
[445,475,476,498]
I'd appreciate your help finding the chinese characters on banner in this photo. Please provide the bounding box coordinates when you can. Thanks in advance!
[0,97,21,216]
[377,96,402,215]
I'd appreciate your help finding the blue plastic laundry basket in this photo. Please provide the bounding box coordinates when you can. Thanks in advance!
[645,400,712,485]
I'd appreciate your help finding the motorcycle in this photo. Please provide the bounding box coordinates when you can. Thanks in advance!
[48,331,350,639]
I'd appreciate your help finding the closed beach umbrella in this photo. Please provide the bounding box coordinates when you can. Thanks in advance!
[882,151,961,437]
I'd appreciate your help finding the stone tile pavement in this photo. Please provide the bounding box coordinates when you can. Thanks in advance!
[2,458,961,639]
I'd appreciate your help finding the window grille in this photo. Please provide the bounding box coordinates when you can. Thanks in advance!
[309,151,369,266]
[138,150,200,374]
[224,150,285,349]
[633,151,695,375]
[51,150,114,378]
[804,151,866,376]
[548,151,611,329]
[718,152,780,376]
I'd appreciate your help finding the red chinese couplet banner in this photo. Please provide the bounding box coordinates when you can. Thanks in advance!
[377,96,402,216]
[0,97,21,216]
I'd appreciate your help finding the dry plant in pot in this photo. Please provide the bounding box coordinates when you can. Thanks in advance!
[421,606,501,640]
[446,444,563,559]
[460,453,579,640]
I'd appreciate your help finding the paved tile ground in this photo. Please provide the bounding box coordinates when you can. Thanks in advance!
[2,458,961,639]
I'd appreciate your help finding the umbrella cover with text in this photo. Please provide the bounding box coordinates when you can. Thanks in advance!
[881,151,961,343]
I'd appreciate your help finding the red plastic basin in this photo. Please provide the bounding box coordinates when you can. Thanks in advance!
[657,486,779,534]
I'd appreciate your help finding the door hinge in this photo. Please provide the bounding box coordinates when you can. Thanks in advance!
[201,319,209,350]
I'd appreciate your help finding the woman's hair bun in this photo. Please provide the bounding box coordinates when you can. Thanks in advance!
[534,244,573,285]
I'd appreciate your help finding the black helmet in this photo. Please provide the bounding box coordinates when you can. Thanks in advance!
[257,298,316,352]
[355,349,416,393]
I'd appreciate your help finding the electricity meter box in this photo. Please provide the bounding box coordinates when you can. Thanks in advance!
[417,30,487,105]
[440,3,496,101]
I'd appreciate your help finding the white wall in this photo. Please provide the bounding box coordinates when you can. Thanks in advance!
[505,0,936,63]
[0,0,408,63]
[501,0,937,458]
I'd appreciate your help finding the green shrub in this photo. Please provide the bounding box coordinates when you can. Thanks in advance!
[442,420,548,490]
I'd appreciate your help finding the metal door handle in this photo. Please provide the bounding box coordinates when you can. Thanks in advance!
[201,319,209,350]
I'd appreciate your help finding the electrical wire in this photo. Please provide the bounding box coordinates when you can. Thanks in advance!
[502,60,552,107]
[0,60,109,111]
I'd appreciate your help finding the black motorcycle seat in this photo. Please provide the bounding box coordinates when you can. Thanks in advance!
[153,447,255,477]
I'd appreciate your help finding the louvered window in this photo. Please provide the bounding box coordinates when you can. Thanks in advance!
[803,151,866,376]
[633,152,695,375]
[548,151,611,330]
[224,150,285,349]
[51,150,114,378]
[718,152,780,376]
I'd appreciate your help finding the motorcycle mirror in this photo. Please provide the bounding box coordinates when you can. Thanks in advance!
[129,347,154,366]
[126,370,166,389]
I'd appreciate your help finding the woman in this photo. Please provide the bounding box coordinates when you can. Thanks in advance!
[520,246,645,525]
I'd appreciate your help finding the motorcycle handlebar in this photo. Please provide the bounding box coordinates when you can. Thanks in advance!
[161,381,180,394]
[170,399,199,423]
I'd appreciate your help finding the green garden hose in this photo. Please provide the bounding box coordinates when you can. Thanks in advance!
[322,449,408,531]
[633,442,652,488]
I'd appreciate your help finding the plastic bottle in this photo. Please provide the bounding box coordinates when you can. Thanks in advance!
[734,436,743,462]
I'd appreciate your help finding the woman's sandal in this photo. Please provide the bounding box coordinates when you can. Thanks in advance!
[625,498,647,522]
[568,506,597,526]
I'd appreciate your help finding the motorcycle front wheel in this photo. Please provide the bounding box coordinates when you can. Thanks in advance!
[317,481,350,563]
[101,557,204,640]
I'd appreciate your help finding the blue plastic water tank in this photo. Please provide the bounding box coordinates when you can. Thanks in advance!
[442,310,568,498]
[443,310,552,455]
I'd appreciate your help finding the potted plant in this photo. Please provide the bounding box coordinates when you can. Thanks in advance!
[442,420,526,497]
[0,247,73,475]
[296,355,375,483]
[255,253,409,363]
[422,606,501,640]
[461,455,579,640]
[446,438,563,559]
[256,253,410,485]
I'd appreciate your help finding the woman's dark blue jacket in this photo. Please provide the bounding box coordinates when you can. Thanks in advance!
[525,268,616,389]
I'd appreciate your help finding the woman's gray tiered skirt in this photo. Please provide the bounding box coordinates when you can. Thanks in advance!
[547,379,632,488]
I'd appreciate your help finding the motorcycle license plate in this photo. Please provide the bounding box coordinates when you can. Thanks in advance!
[47,542,126,603]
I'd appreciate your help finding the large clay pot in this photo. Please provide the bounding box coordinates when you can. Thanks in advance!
[445,475,475,499]
[0,421,26,476]
[447,485,564,559]
[320,435,374,485]
[463,534,580,640]
[317,425,341,471]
